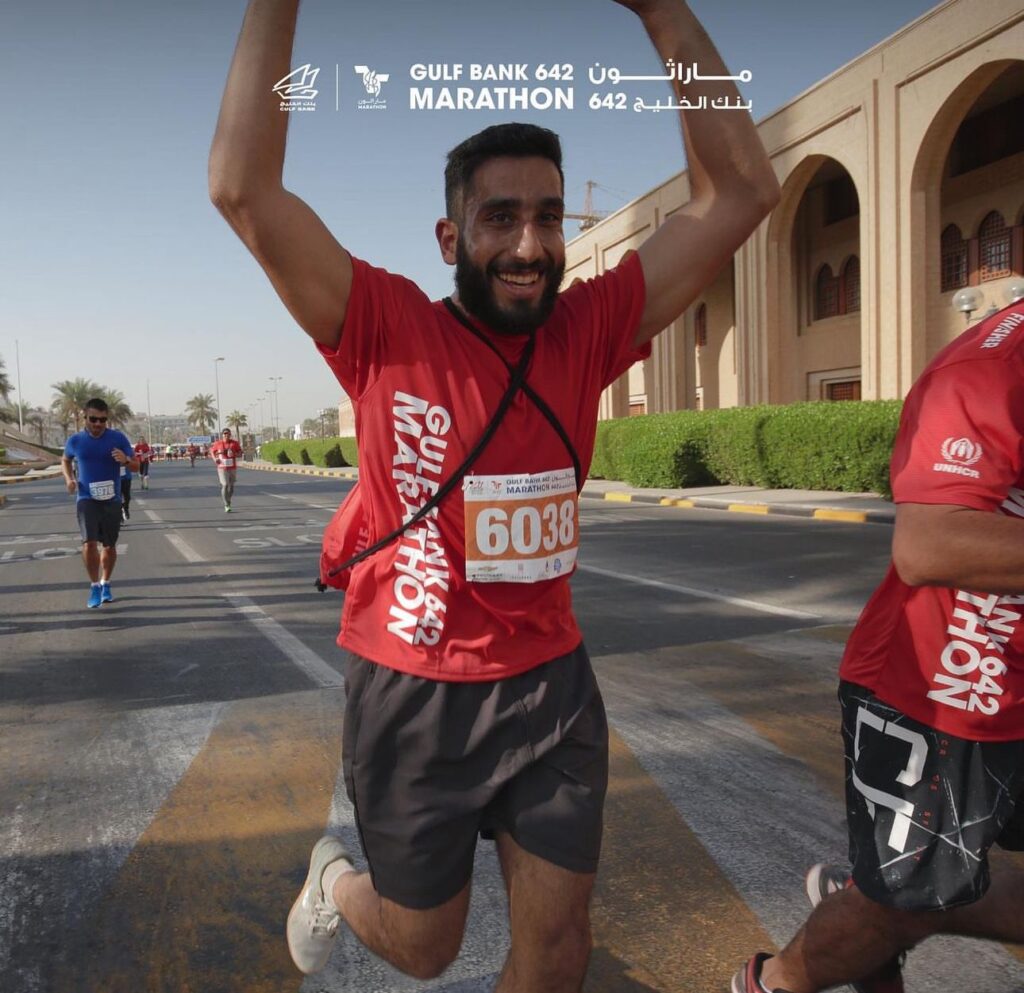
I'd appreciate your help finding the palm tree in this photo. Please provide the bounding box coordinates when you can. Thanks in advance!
[51,378,103,433]
[0,357,12,403]
[27,408,48,446]
[185,394,218,434]
[226,410,248,433]
[100,388,134,428]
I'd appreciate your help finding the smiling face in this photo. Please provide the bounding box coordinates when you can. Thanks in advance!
[439,155,565,335]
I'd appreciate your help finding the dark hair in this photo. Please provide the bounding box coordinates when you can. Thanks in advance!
[84,398,109,412]
[444,123,563,221]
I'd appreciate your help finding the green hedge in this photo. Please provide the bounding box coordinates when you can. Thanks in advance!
[262,437,358,467]
[591,400,902,497]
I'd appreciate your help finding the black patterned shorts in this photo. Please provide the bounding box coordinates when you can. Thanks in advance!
[840,680,1024,910]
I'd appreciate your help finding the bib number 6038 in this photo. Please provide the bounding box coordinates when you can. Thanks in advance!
[477,498,576,556]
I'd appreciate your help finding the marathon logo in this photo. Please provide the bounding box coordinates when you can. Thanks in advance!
[979,311,1024,349]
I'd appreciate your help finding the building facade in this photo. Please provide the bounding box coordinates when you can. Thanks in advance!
[565,0,1024,419]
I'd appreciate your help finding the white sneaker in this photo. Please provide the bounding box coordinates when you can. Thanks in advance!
[286,835,352,974]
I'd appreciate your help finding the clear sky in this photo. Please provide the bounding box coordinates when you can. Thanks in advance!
[0,0,941,434]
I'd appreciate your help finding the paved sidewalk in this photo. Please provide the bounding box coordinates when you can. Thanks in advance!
[240,460,894,525]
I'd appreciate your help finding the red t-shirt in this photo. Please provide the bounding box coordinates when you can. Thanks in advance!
[134,443,152,463]
[318,253,649,681]
[840,301,1024,740]
[211,439,242,469]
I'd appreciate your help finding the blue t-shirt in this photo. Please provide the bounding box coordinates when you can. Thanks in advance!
[64,429,133,502]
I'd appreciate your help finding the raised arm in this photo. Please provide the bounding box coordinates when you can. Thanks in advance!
[209,0,353,349]
[614,0,780,347]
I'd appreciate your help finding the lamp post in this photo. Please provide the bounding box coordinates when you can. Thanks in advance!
[213,356,225,434]
[14,339,23,432]
[268,376,282,440]
[951,288,983,325]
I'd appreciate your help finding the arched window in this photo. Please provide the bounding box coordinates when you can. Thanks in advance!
[815,265,838,320]
[940,224,968,292]
[842,256,861,313]
[979,211,1011,281]
[695,303,707,347]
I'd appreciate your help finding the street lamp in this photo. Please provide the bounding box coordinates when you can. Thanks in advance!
[213,356,225,434]
[951,287,983,325]
[268,376,283,439]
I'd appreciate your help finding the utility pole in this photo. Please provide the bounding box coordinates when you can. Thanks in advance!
[14,339,24,432]
[213,356,225,434]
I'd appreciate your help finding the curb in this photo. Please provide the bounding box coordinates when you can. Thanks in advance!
[587,489,893,525]
[239,462,358,480]
[0,471,62,487]
[238,461,893,525]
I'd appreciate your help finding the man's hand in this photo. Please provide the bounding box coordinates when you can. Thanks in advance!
[112,449,128,465]
[65,478,77,495]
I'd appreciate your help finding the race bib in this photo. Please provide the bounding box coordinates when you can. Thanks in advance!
[89,480,116,501]
[463,467,578,583]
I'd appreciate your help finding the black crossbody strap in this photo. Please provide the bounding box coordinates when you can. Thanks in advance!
[441,299,582,492]
[322,332,535,580]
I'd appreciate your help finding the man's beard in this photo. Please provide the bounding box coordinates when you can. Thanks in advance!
[454,239,564,335]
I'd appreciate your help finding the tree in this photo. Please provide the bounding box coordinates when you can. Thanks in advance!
[0,357,12,404]
[51,378,103,432]
[185,394,218,434]
[226,410,248,433]
[27,408,48,446]
[99,389,134,428]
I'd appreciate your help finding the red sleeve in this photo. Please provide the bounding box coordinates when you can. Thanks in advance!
[559,251,650,389]
[315,257,428,400]
[891,360,1024,511]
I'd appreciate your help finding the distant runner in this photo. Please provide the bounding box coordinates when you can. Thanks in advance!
[134,437,153,490]
[120,462,132,522]
[187,442,200,468]
[210,427,243,512]
[62,398,139,608]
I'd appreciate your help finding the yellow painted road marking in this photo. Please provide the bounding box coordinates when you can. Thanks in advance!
[813,509,868,523]
[59,688,344,993]
[604,492,633,503]
[728,503,769,514]
[591,730,774,991]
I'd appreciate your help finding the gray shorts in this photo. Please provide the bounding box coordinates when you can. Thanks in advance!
[841,681,1024,910]
[342,644,608,909]
[76,498,122,547]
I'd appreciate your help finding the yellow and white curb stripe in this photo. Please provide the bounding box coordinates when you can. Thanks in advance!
[604,491,879,524]
[239,463,357,480]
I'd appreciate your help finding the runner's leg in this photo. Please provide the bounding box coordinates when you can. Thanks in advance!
[763,866,1024,993]
[100,545,117,582]
[494,833,595,993]
[82,541,101,583]
[225,470,236,505]
[332,873,470,979]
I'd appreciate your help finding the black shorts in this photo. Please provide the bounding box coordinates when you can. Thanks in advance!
[342,644,608,910]
[840,681,1024,911]
[138,461,149,476]
[76,498,123,547]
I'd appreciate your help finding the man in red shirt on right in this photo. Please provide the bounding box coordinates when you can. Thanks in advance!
[735,299,1024,993]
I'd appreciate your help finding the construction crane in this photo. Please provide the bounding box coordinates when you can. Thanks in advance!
[564,180,609,231]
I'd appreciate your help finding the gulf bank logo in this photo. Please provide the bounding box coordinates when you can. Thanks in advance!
[941,437,983,466]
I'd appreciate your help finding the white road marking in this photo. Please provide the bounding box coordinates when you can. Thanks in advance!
[575,563,820,620]
[142,506,341,688]
[224,593,343,689]
[262,490,338,511]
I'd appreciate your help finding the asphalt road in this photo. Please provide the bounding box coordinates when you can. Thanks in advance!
[1,463,1022,993]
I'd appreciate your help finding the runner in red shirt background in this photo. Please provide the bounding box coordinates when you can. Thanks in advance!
[209,428,243,512]
[737,301,1024,993]
[133,437,152,490]
[210,0,780,986]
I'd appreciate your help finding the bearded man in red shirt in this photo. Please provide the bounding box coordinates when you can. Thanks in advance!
[210,1,779,987]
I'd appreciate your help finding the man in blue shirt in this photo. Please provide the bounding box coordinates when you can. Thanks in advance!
[62,398,139,608]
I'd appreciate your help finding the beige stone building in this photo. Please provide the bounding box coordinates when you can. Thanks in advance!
[565,0,1024,420]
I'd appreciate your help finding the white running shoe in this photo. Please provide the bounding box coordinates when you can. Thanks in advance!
[286,835,352,974]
